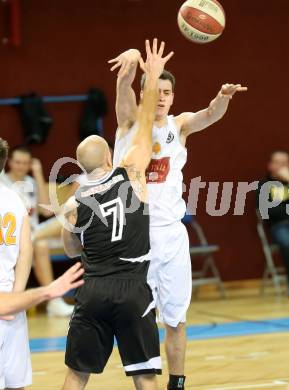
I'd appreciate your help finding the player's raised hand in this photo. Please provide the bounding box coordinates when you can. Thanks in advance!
[108,49,141,77]
[139,38,174,79]
[220,84,248,99]
[47,262,84,299]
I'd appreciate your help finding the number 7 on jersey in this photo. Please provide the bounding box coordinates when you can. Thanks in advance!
[99,198,124,242]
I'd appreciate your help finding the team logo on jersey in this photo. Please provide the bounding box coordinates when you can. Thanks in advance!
[166,131,174,144]
[146,157,170,183]
[152,142,161,154]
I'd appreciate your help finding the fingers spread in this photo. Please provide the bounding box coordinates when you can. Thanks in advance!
[158,41,165,57]
[71,280,85,289]
[110,61,121,72]
[68,262,82,275]
[152,38,158,55]
[108,57,118,63]
[71,268,85,281]
[237,86,248,91]
[164,51,174,63]
[145,39,152,56]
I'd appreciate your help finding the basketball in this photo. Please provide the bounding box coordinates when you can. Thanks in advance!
[177,0,226,44]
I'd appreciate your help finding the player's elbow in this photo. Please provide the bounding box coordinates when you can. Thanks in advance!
[64,245,81,259]
[62,235,81,258]
[40,208,54,218]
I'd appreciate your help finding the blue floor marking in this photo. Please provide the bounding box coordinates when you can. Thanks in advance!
[29,317,289,353]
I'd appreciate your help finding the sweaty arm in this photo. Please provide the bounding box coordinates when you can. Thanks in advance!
[109,49,141,135]
[62,196,82,258]
[0,262,84,316]
[13,215,33,292]
[178,83,248,140]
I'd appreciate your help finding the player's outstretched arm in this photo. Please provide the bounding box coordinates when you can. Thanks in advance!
[109,49,140,135]
[121,39,174,173]
[13,215,33,293]
[0,263,84,316]
[178,84,248,139]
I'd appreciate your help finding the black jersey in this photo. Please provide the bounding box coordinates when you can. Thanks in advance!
[74,167,150,278]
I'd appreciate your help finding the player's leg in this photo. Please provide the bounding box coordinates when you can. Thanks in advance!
[164,322,186,385]
[133,374,158,390]
[3,312,32,390]
[64,279,114,383]
[114,279,161,385]
[155,222,192,390]
[0,322,5,390]
[33,239,54,286]
[62,369,89,390]
[33,217,62,241]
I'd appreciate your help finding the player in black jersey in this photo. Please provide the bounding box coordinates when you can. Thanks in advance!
[61,39,174,390]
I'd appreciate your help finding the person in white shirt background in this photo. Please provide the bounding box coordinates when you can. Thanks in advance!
[0,145,73,317]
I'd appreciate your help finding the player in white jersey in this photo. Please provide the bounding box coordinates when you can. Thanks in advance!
[0,139,85,389]
[109,39,247,390]
[0,138,33,389]
[0,146,74,317]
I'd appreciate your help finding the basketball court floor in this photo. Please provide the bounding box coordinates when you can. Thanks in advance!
[28,283,289,390]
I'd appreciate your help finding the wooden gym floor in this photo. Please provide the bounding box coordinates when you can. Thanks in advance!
[28,281,289,390]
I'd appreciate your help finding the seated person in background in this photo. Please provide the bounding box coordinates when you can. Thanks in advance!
[0,145,74,316]
[257,150,289,284]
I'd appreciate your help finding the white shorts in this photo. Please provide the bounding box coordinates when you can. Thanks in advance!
[147,222,192,328]
[0,312,32,389]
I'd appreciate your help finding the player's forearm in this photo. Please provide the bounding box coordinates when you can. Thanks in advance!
[207,91,230,123]
[136,74,159,143]
[116,76,138,128]
[117,61,138,88]
[0,287,50,316]
[116,87,137,128]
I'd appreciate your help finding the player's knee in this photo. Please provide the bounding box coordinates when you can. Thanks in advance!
[34,238,49,250]
[133,373,157,390]
[166,322,186,335]
[67,368,90,384]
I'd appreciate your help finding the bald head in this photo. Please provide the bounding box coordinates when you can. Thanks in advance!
[77,136,112,173]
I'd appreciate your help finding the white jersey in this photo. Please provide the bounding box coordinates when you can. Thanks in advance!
[0,173,39,230]
[0,183,27,292]
[113,115,187,227]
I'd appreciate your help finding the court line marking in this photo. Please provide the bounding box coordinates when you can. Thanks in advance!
[29,317,289,353]
[210,380,288,389]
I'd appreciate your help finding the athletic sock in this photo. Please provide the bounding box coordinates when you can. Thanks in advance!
[167,375,186,389]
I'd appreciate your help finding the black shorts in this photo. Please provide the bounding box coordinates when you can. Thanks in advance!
[65,276,161,376]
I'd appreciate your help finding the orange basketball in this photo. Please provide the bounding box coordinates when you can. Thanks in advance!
[178,0,226,44]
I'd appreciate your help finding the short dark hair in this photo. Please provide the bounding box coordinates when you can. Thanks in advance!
[0,138,9,172]
[269,150,289,161]
[141,69,176,91]
[10,145,32,159]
